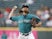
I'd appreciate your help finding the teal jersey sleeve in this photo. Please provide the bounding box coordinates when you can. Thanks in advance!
[10,16,18,21]
[30,14,41,23]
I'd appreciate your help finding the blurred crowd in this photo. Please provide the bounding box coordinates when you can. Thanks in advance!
[0,7,17,27]
[0,6,52,27]
[36,6,52,27]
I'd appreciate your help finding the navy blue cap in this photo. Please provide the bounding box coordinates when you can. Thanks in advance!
[22,5,29,8]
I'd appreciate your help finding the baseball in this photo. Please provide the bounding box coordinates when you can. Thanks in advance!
[14,6,17,8]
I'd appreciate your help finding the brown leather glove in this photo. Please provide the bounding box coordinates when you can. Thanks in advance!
[30,18,37,28]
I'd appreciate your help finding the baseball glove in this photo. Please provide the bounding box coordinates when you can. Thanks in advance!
[30,18,37,28]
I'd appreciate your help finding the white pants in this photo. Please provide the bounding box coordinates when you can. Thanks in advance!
[18,32,35,39]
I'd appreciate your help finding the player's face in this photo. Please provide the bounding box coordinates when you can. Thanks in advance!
[22,7,29,12]
[22,7,29,15]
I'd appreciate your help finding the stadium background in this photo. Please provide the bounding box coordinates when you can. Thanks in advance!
[0,0,52,39]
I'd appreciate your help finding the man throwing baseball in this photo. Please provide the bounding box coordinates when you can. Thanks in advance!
[8,5,42,39]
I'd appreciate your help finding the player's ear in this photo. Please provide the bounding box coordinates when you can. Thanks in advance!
[19,10,23,13]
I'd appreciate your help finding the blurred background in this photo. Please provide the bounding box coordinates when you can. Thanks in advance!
[0,0,52,39]
[0,0,52,27]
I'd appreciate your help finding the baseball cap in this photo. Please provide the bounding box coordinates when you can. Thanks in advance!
[22,5,29,8]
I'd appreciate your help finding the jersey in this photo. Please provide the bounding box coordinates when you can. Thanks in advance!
[10,14,41,33]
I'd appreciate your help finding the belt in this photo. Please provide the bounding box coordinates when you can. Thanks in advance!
[20,32,31,36]
[22,33,29,36]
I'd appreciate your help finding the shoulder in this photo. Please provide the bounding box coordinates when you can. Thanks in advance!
[16,15,23,18]
[28,14,40,19]
[28,14,36,17]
